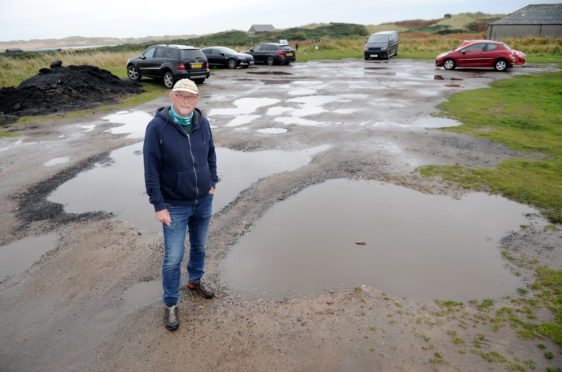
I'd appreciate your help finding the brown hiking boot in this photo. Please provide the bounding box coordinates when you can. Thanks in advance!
[187,279,215,298]
[164,304,179,331]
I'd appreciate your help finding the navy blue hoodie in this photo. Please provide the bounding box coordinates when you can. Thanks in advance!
[143,106,218,212]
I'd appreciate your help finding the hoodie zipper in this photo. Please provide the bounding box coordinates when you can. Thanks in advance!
[186,133,199,204]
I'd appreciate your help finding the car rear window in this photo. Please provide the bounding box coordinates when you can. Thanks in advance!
[280,46,294,51]
[155,48,179,59]
[180,49,206,60]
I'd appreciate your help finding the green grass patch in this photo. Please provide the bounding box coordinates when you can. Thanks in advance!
[537,323,562,347]
[476,298,496,312]
[0,131,19,137]
[420,71,562,223]
[428,352,447,364]
[296,48,362,62]
[526,54,562,64]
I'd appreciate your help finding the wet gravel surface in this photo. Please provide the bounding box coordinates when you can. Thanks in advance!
[0,59,560,371]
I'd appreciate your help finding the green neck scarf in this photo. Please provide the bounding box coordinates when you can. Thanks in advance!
[169,106,194,134]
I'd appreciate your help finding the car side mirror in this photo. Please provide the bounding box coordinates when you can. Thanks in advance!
[140,56,146,59]
[250,49,254,52]
[460,50,466,55]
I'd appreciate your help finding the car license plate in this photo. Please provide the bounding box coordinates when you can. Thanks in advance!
[370,54,378,58]
[286,53,293,56]
[191,63,202,68]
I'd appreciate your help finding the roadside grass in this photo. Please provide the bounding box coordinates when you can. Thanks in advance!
[420,71,562,223]
[0,131,19,137]
[0,50,140,87]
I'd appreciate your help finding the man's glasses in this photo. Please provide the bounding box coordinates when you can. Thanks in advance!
[173,93,199,100]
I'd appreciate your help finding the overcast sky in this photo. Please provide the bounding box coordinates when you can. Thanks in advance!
[0,0,559,41]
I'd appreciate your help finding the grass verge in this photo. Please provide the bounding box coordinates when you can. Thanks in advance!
[419,71,562,223]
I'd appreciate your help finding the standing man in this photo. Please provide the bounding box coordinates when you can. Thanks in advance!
[143,78,218,331]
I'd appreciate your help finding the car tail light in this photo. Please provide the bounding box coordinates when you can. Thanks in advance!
[204,61,208,69]
[276,51,286,55]
[177,63,186,70]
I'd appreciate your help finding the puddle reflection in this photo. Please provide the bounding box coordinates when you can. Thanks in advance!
[223,179,533,300]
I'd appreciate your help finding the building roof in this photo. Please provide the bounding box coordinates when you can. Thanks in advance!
[249,24,275,32]
[491,4,562,25]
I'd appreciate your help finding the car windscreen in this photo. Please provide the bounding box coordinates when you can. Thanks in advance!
[502,43,512,51]
[367,35,389,43]
[180,50,205,60]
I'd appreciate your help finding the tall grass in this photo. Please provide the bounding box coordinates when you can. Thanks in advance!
[0,50,141,87]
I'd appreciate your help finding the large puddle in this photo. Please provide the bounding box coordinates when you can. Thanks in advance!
[0,233,58,280]
[222,179,535,301]
[47,142,328,232]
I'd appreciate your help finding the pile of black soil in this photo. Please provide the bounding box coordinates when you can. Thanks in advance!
[0,64,143,126]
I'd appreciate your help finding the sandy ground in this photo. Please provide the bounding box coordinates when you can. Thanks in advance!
[0,59,560,372]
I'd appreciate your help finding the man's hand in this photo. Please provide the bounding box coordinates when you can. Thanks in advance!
[209,187,215,194]
[155,209,171,227]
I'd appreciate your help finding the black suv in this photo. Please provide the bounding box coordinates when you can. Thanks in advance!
[127,45,210,88]
[242,43,296,65]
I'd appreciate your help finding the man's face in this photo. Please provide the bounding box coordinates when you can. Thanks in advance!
[169,91,199,116]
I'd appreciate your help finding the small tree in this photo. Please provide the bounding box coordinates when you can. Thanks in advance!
[293,31,307,41]
[444,13,452,18]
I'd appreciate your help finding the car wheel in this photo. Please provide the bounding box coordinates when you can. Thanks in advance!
[266,56,274,66]
[443,58,456,70]
[192,78,205,84]
[227,59,237,69]
[494,58,508,72]
[163,71,175,89]
[127,65,141,81]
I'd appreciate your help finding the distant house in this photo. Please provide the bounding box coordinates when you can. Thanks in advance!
[488,4,562,40]
[248,24,275,35]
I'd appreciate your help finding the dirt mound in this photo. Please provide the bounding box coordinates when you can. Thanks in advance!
[0,64,143,125]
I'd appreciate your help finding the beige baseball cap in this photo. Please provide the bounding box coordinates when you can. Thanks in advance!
[171,78,198,94]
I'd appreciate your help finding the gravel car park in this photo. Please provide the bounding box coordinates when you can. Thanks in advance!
[1,59,560,372]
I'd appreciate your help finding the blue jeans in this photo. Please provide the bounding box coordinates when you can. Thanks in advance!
[161,194,213,306]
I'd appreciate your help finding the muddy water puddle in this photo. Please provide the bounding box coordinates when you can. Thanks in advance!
[0,233,58,279]
[222,179,535,300]
[123,280,161,308]
[47,142,328,233]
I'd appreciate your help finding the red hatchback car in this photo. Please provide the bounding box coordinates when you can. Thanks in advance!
[459,40,526,65]
[435,40,519,71]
